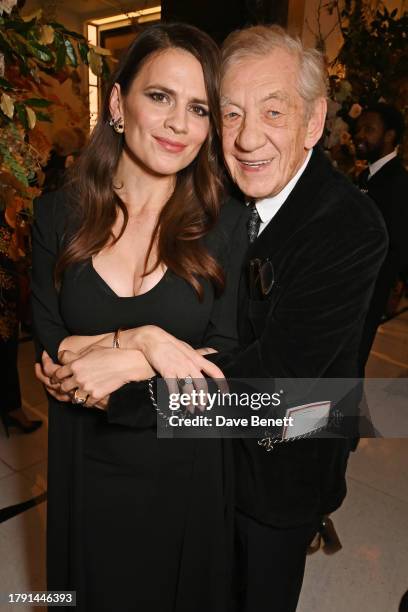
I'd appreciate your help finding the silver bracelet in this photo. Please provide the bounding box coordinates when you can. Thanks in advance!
[147,378,187,424]
[258,424,328,452]
[258,407,343,451]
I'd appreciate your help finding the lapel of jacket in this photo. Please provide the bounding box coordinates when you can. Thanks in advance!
[366,157,403,220]
[245,146,333,263]
[368,156,402,189]
[237,147,334,344]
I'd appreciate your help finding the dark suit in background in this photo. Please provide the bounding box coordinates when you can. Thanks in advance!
[358,156,408,373]
[215,147,388,611]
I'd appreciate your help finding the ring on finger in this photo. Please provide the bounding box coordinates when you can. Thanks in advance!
[177,375,194,387]
[71,388,89,405]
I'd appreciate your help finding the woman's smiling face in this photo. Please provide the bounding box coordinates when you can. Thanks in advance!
[110,48,210,177]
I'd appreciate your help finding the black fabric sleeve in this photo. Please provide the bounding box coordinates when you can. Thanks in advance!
[202,202,249,353]
[106,380,157,428]
[31,192,71,363]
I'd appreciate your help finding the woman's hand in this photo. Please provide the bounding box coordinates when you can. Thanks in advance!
[196,347,218,356]
[51,345,155,406]
[127,326,226,399]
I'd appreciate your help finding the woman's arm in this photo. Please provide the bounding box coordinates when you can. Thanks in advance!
[59,333,110,354]
[50,327,225,407]
[31,194,154,414]
[58,325,188,353]
[31,192,71,362]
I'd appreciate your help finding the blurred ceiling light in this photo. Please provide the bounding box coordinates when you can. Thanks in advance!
[89,6,161,26]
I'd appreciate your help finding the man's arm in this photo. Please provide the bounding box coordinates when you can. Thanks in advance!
[211,225,388,380]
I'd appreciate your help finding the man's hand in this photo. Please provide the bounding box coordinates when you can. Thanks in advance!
[35,350,110,410]
[35,351,71,402]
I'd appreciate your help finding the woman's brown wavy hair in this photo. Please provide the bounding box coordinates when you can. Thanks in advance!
[56,23,225,298]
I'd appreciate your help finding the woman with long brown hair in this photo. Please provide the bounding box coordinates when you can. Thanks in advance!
[32,22,247,611]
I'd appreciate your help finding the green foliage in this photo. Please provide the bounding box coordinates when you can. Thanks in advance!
[34,110,51,122]
[78,42,88,63]
[0,8,110,127]
[53,31,67,71]
[0,7,110,190]
[0,76,13,90]
[0,142,29,186]
[14,102,28,129]
[64,38,77,67]
[334,2,408,107]
[23,98,52,107]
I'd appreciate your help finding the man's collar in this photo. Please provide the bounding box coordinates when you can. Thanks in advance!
[369,150,397,178]
[255,149,313,226]
[244,147,332,261]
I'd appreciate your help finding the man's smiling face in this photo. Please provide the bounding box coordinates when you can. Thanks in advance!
[221,48,319,200]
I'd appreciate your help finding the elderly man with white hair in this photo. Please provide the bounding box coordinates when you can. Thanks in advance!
[213,25,388,611]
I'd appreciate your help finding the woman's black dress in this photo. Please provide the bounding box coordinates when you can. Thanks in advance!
[31,190,248,612]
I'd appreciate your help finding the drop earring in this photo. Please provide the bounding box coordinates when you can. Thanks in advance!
[109,116,124,134]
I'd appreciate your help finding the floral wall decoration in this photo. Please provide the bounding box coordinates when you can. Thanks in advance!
[0,0,111,211]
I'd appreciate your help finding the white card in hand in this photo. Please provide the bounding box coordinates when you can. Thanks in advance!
[282,401,331,440]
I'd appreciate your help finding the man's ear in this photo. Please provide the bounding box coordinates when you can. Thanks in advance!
[305,97,327,149]
[109,83,123,120]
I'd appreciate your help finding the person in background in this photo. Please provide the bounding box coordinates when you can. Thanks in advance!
[0,173,42,436]
[354,103,408,374]
[41,128,83,193]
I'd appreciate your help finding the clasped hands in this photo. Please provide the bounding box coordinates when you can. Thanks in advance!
[34,325,225,412]
[35,346,137,410]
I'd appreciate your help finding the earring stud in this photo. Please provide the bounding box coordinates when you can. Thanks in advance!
[109,116,124,134]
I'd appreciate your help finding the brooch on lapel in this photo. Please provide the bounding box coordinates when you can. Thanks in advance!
[249,258,275,300]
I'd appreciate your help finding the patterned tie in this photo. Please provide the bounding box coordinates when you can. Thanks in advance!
[247,204,261,243]
[358,168,370,192]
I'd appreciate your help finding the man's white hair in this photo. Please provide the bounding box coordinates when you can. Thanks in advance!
[221,25,327,113]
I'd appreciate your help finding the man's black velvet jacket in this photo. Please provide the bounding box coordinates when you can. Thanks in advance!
[213,147,388,527]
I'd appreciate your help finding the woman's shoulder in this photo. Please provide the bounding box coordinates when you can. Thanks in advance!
[34,188,70,217]
[33,188,76,248]
[34,188,76,231]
